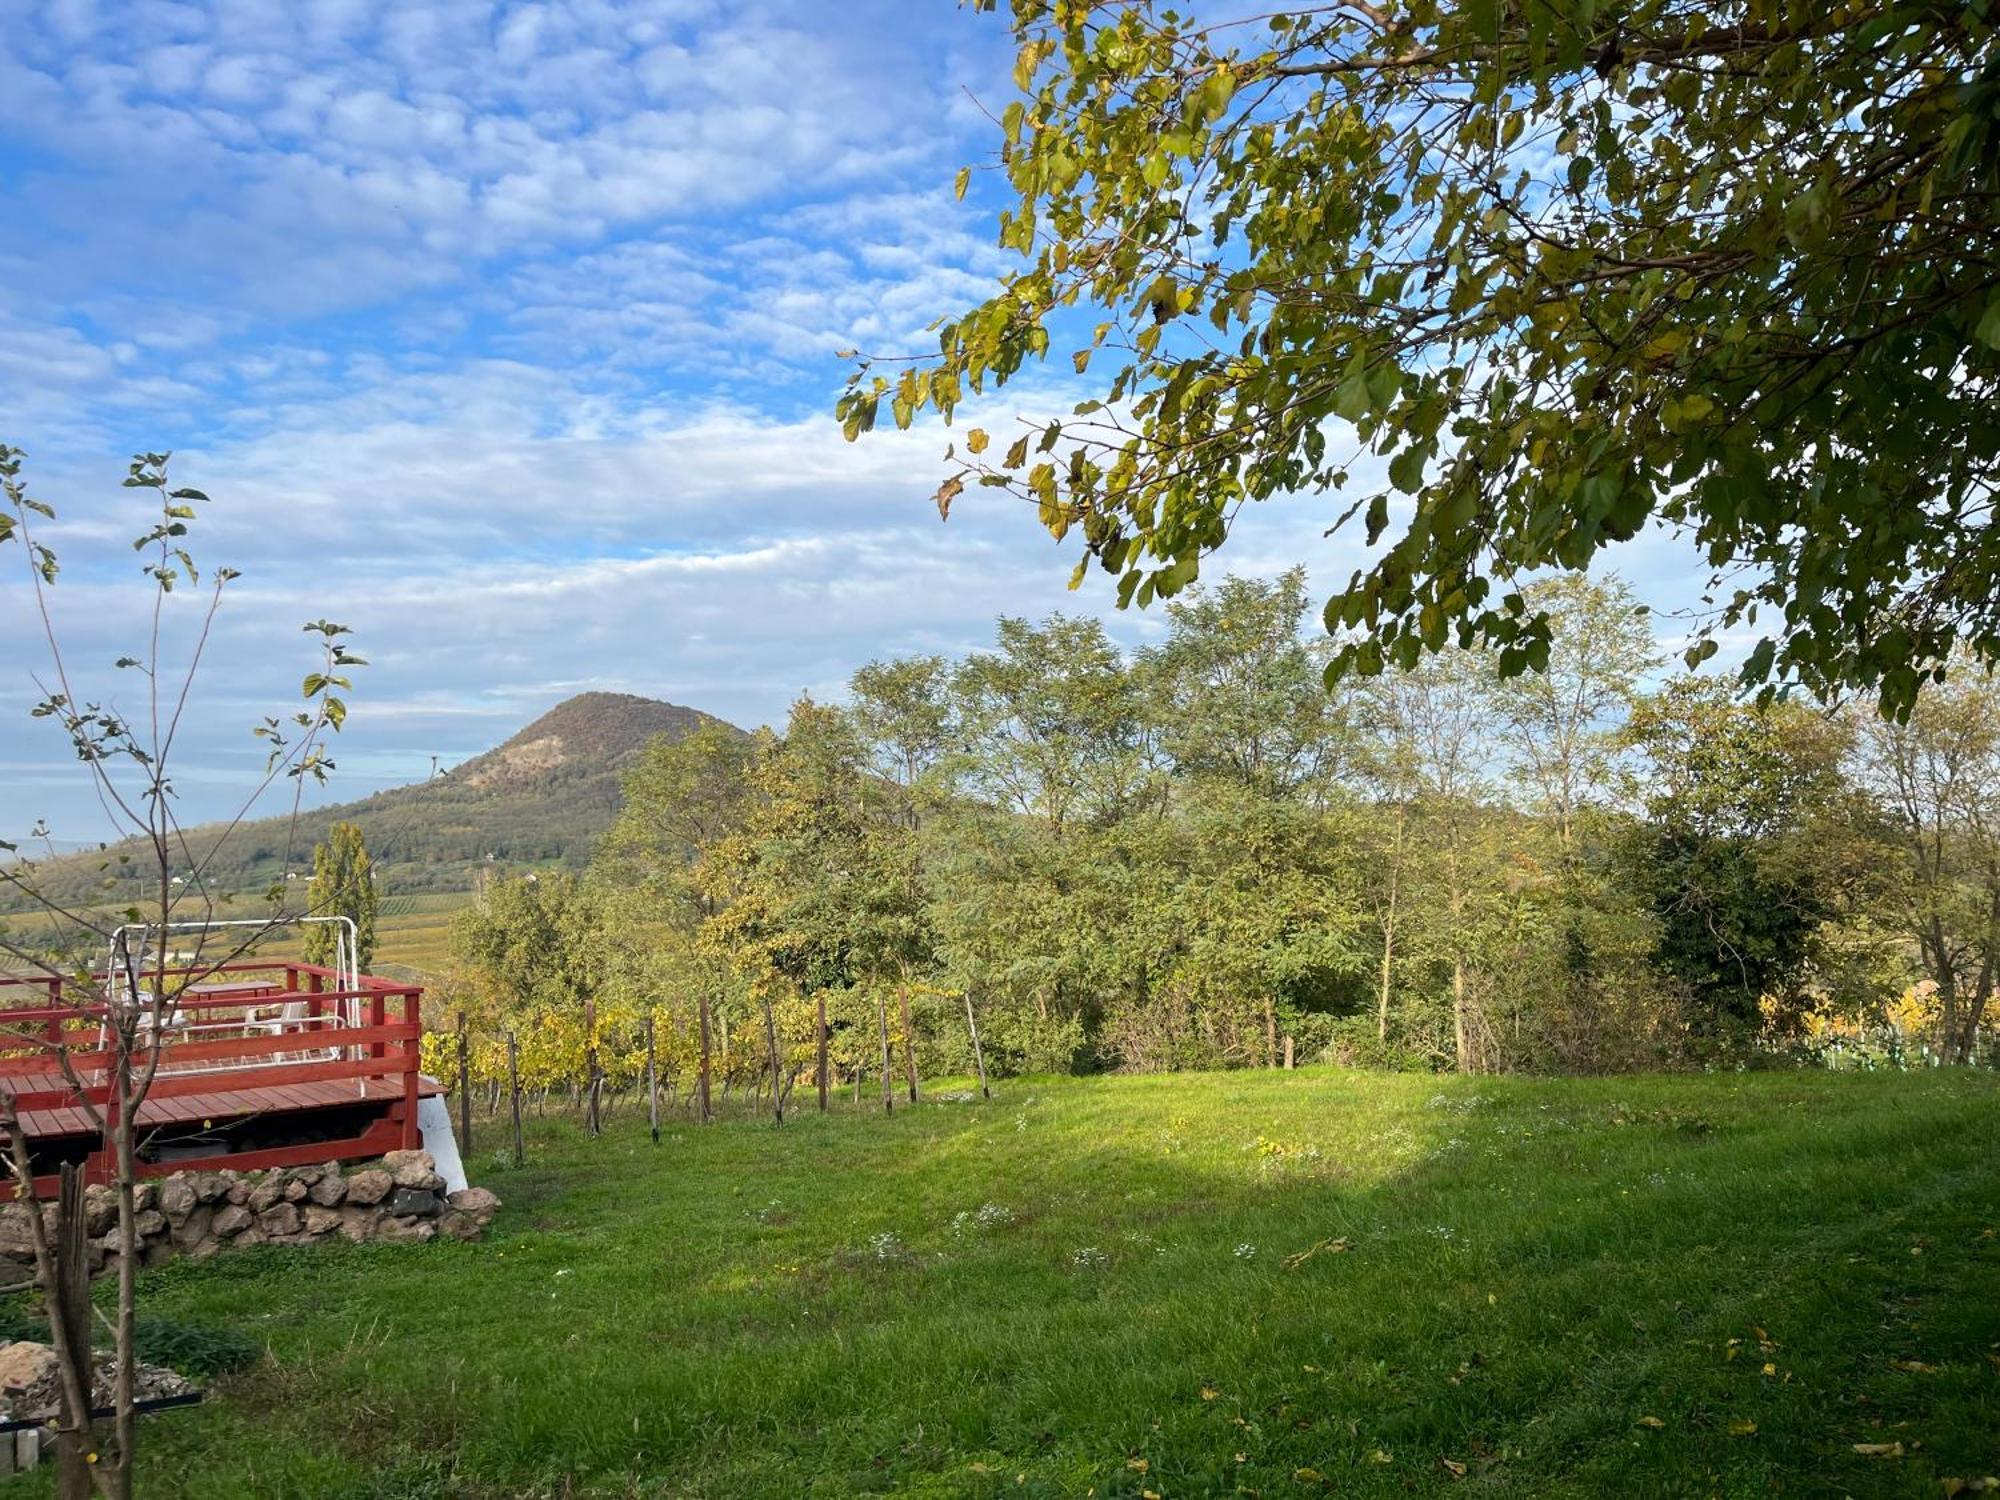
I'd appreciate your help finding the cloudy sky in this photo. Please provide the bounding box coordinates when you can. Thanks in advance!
[0,0,1714,843]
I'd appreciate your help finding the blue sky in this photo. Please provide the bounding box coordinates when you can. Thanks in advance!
[0,0,1715,843]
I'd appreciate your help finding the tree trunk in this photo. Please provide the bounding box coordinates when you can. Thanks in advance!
[761,996,784,1125]
[52,1165,91,1500]
[1452,957,1471,1074]
[697,993,714,1124]
[1264,998,1278,1068]
[645,1014,660,1145]
[877,989,895,1114]
[816,994,830,1112]
[898,985,919,1104]
[583,998,602,1138]
[964,990,990,1100]
[1377,798,1406,1042]
[455,1010,472,1157]
[507,1032,524,1166]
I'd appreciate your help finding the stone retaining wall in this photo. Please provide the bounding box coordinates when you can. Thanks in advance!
[0,1151,499,1279]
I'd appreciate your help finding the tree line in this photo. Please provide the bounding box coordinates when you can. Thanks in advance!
[437,569,2000,1110]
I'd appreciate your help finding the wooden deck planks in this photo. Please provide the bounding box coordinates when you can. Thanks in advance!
[10,1074,442,1138]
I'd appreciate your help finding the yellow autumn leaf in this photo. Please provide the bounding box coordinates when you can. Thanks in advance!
[1853,1442,1905,1458]
[1635,1416,1665,1429]
[1728,1419,1757,1436]
[965,428,990,455]
[1441,1457,1468,1477]
[1761,1363,1777,1377]
[1294,1468,1323,1481]
[1126,1457,1149,1473]
[1200,1385,1218,1401]
[1369,1450,1394,1464]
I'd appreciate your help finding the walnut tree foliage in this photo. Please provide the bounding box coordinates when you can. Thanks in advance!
[839,0,2000,715]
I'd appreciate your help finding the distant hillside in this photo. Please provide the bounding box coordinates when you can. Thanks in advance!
[2,692,741,910]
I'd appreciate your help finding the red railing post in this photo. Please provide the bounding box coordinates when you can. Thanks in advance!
[401,990,421,1148]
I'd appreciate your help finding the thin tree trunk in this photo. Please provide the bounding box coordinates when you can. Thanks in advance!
[1453,957,1471,1074]
[53,1165,91,1500]
[646,1014,660,1145]
[697,993,714,1124]
[507,1032,524,1166]
[964,990,990,1100]
[816,994,830,1112]
[1377,799,1405,1043]
[455,1010,472,1157]
[0,1106,96,1497]
[877,989,895,1114]
[1264,998,1278,1068]
[761,997,784,1125]
[584,997,602,1138]
[898,985,919,1104]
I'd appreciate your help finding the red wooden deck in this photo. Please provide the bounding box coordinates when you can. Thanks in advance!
[0,958,431,1189]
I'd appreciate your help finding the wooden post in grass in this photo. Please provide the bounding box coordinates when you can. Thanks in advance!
[697,993,714,1124]
[1283,1034,1295,1070]
[646,1013,660,1145]
[455,1010,472,1156]
[815,993,830,1113]
[898,985,919,1104]
[584,996,602,1138]
[964,990,990,1100]
[761,996,784,1126]
[507,1031,524,1167]
[876,988,895,1114]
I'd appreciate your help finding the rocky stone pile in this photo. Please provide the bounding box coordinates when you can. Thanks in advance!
[0,1151,499,1277]
[0,1338,192,1424]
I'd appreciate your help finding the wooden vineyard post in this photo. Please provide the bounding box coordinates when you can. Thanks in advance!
[760,996,784,1126]
[456,1010,472,1156]
[815,993,830,1112]
[584,997,602,1139]
[1283,1034,1295,1070]
[898,985,919,1104]
[697,994,714,1124]
[876,988,894,1114]
[964,990,990,1100]
[507,1031,524,1167]
[646,1014,660,1145]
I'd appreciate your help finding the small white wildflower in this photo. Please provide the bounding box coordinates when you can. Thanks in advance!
[1234,1242,1258,1261]
[1072,1245,1108,1270]
[868,1231,905,1261]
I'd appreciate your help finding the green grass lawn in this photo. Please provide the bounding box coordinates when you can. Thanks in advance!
[52,1068,2000,1497]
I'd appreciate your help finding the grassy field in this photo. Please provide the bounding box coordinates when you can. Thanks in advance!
[34,1067,2000,1498]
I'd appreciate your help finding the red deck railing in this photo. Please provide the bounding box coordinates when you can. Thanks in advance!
[0,959,427,1187]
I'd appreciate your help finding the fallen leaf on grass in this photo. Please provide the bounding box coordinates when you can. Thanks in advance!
[1283,1238,1351,1268]
[1294,1468,1324,1482]
[1853,1442,1905,1458]
[1728,1419,1758,1436]
[1889,1359,1940,1374]
[1369,1450,1394,1464]
[1635,1416,1665,1429]
[1200,1386,1219,1401]
[1126,1458,1149,1473]
[1940,1478,2000,1495]
[1441,1457,1468,1477]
